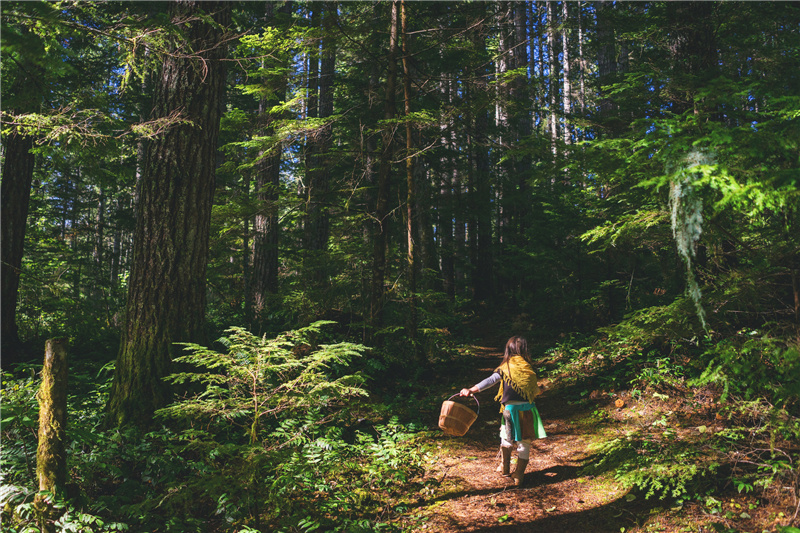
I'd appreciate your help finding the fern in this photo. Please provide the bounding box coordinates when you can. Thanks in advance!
[156,321,368,445]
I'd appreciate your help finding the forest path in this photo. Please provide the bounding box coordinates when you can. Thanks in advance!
[417,344,658,532]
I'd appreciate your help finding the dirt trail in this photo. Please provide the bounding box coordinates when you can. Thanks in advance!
[420,345,648,532]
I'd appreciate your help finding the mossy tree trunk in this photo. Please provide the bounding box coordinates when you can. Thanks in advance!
[106,1,230,427]
[34,338,68,533]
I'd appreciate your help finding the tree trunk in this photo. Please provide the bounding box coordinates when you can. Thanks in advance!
[667,1,716,114]
[793,267,799,325]
[561,1,571,147]
[252,1,293,319]
[110,198,121,288]
[69,169,82,302]
[401,0,419,356]
[34,338,69,533]
[495,1,510,132]
[547,0,559,161]
[93,191,105,269]
[416,149,439,290]
[596,1,618,115]
[513,1,531,241]
[243,175,252,326]
[577,2,586,123]
[495,2,512,249]
[533,1,546,127]
[107,1,230,427]
[439,74,455,301]
[0,130,35,363]
[369,0,399,337]
[453,156,466,294]
[303,1,336,284]
[576,2,587,184]
[361,16,381,338]
[466,109,478,300]
[471,17,493,301]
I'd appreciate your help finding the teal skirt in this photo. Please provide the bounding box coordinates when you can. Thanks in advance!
[502,403,547,441]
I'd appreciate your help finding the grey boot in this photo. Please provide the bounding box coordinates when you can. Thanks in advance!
[500,446,512,477]
[512,458,528,486]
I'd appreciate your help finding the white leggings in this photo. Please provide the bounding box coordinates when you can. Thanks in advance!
[501,438,531,460]
[499,408,531,459]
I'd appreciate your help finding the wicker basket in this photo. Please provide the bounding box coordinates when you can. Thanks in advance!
[438,394,480,436]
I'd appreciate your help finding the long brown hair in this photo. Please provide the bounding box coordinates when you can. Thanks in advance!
[500,336,530,366]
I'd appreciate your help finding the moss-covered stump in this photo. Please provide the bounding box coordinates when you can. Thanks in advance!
[34,337,68,533]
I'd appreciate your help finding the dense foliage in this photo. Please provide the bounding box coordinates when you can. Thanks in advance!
[1,0,798,531]
[2,323,432,532]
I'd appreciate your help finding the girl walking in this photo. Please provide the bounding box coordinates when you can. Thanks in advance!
[460,336,546,486]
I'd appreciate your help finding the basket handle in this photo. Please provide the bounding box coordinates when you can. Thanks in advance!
[448,393,480,415]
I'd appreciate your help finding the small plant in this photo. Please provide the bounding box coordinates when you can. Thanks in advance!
[157,321,369,444]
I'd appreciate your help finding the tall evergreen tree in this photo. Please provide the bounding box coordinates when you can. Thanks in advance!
[251,1,294,320]
[1,130,35,361]
[303,1,336,283]
[107,1,231,426]
[369,0,399,338]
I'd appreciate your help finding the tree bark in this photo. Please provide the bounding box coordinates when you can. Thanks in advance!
[596,1,618,116]
[792,267,799,325]
[533,1,546,126]
[495,2,512,249]
[107,1,230,427]
[577,2,586,122]
[513,1,531,241]
[667,1,716,114]
[34,338,69,533]
[110,198,121,288]
[0,130,35,363]
[369,0,399,337]
[453,151,466,293]
[416,157,439,291]
[93,191,105,269]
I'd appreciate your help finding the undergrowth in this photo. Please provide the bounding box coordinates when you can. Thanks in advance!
[548,302,800,516]
[1,322,432,532]
[583,434,720,501]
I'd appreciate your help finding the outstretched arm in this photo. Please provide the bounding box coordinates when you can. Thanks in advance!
[460,372,501,396]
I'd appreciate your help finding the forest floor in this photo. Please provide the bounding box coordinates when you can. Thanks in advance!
[405,342,797,533]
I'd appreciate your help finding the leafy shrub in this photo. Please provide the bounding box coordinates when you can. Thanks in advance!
[558,312,800,508]
[693,329,800,412]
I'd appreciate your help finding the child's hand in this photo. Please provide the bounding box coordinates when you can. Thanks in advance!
[459,388,473,397]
